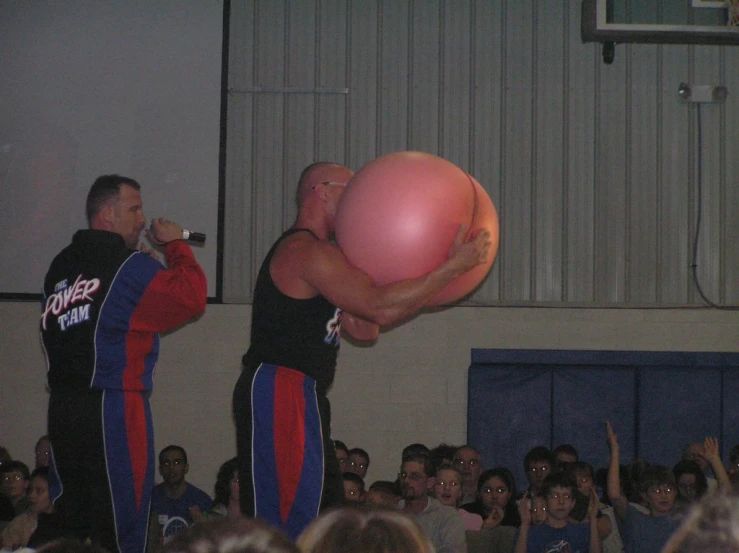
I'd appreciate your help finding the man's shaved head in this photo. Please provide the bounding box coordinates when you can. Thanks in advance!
[296,162,352,207]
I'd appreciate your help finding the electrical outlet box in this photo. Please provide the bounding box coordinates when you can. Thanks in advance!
[678,83,728,103]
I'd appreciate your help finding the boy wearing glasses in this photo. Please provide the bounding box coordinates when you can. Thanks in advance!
[514,471,601,553]
[606,422,679,553]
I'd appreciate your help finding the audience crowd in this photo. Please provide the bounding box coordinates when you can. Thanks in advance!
[2,427,738,553]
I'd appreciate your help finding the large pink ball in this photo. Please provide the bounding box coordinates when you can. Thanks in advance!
[334,151,499,306]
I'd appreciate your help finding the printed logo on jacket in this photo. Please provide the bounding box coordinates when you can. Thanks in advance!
[41,274,100,331]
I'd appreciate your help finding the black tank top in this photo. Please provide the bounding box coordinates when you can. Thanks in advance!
[242,229,341,394]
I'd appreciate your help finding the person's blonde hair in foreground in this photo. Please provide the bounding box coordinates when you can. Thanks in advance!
[161,517,299,553]
[661,492,739,553]
[296,507,435,553]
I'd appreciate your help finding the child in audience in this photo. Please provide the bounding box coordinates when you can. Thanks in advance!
[530,495,547,526]
[0,461,31,516]
[514,471,601,553]
[461,467,521,529]
[208,458,242,518]
[568,461,623,553]
[432,465,482,530]
[729,443,739,492]
[1,467,53,549]
[606,421,679,553]
[342,472,365,503]
[364,481,399,509]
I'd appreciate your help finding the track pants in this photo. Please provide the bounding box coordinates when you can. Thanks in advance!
[48,388,154,553]
[232,363,344,540]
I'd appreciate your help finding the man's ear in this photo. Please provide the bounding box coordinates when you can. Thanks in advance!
[94,201,117,229]
[426,477,436,491]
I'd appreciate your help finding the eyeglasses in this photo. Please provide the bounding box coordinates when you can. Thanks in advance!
[454,459,480,468]
[398,471,426,481]
[481,486,508,495]
[647,485,675,495]
[2,474,24,483]
[160,459,185,468]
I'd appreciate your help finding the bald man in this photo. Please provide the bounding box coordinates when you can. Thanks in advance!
[232,161,491,539]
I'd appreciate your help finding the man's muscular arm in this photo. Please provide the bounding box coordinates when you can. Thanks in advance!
[341,313,380,342]
[295,225,491,327]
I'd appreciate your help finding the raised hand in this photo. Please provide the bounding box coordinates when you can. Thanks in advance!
[700,437,720,461]
[605,421,619,452]
[587,487,600,520]
[518,493,532,527]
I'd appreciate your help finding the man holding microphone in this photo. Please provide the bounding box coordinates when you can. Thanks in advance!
[40,174,207,553]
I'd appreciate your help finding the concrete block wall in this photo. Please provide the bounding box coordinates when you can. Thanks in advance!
[1,302,737,493]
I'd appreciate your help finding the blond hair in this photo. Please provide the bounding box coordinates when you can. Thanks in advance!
[661,492,739,553]
[297,507,435,553]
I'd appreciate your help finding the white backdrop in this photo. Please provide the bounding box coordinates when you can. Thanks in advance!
[0,0,223,297]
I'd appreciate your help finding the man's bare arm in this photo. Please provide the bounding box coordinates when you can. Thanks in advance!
[606,421,628,520]
[298,225,491,326]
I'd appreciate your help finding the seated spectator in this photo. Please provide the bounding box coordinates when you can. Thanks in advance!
[673,437,730,512]
[432,465,482,530]
[402,443,430,459]
[346,448,370,481]
[364,481,399,509]
[296,506,434,553]
[461,467,521,529]
[606,421,679,553]
[681,437,731,496]
[162,517,299,553]
[729,443,739,492]
[34,436,52,469]
[672,460,708,514]
[342,472,365,503]
[1,461,31,516]
[522,447,554,499]
[333,440,349,473]
[514,471,601,553]
[208,458,242,518]
[399,453,466,553]
[553,444,579,465]
[568,461,623,553]
[453,445,483,505]
[682,441,716,493]
[1,467,54,550]
[429,444,459,473]
[151,445,213,543]
[530,495,547,526]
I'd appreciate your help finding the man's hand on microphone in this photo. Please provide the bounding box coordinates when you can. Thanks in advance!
[146,217,184,246]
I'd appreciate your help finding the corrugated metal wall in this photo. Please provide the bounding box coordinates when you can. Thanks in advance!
[224,0,738,307]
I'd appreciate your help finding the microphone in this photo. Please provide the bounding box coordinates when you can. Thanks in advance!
[182,229,206,243]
